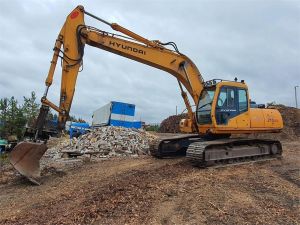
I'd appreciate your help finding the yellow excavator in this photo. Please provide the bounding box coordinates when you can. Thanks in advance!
[10,5,283,184]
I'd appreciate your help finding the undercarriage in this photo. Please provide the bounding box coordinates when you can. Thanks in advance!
[150,136,282,167]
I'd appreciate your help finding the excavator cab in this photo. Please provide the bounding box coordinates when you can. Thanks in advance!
[192,78,282,136]
[196,79,249,127]
[180,79,250,134]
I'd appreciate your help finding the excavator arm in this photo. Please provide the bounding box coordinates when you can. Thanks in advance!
[41,5,204,133]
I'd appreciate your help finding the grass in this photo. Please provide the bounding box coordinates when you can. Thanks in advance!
[145,125,160,132]
[0,152,9,166]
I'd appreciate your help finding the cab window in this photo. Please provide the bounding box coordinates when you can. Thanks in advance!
[217,87,235,109]
[196,88,216,125]
[238,89,248,112]
[227,88,235,108]
[217,89,227,107]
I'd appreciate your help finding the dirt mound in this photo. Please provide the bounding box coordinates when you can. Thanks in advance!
[159,113,188,133]
[273,104,300,135]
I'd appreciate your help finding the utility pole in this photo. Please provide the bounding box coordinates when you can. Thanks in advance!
[295,85,299,108]
[176,106,178,115]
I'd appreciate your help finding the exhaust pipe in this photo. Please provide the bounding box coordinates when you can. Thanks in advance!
[10,142,47,185]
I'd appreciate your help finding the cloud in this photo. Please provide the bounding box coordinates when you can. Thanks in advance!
[0,0,299,123]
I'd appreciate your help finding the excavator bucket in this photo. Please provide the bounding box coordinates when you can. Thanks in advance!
[9,142,47,185]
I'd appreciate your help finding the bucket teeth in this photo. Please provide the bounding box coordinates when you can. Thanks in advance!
[9,142,47,185]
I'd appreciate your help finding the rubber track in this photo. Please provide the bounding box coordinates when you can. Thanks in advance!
[186,139,282,168]
[149,134,200,157]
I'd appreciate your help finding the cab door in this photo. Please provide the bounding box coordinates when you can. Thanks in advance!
[215,86,238,128]
[215,86,250,129]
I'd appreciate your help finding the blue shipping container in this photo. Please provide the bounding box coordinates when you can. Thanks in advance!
[111,101,135,116]
[92,101,142,129]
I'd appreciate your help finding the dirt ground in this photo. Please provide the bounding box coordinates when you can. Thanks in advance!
[0,140,299,225]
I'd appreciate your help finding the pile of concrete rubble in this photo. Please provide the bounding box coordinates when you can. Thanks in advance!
[44,126,158,160]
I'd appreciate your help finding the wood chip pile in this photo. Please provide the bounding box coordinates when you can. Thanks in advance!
[159,113,188,133]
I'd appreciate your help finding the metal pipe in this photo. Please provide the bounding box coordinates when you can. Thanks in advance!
[43,86,49,97]
[84,10,111,26]
[177,79,184,93]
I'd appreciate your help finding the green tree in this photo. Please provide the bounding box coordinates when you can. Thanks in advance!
[145,124,160,132]
[0,97,26,139]
[0,98,8,138]
[22,91,40,127]
[68,115,86,123]
[0,92,41,139]
[8,97,26,139]
[0,91,87,139]
[46,109,58,121]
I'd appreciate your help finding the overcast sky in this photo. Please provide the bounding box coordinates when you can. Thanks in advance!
[0,0,299,123]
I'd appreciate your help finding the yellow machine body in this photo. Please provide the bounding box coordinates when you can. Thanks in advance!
[180,81,283,134]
